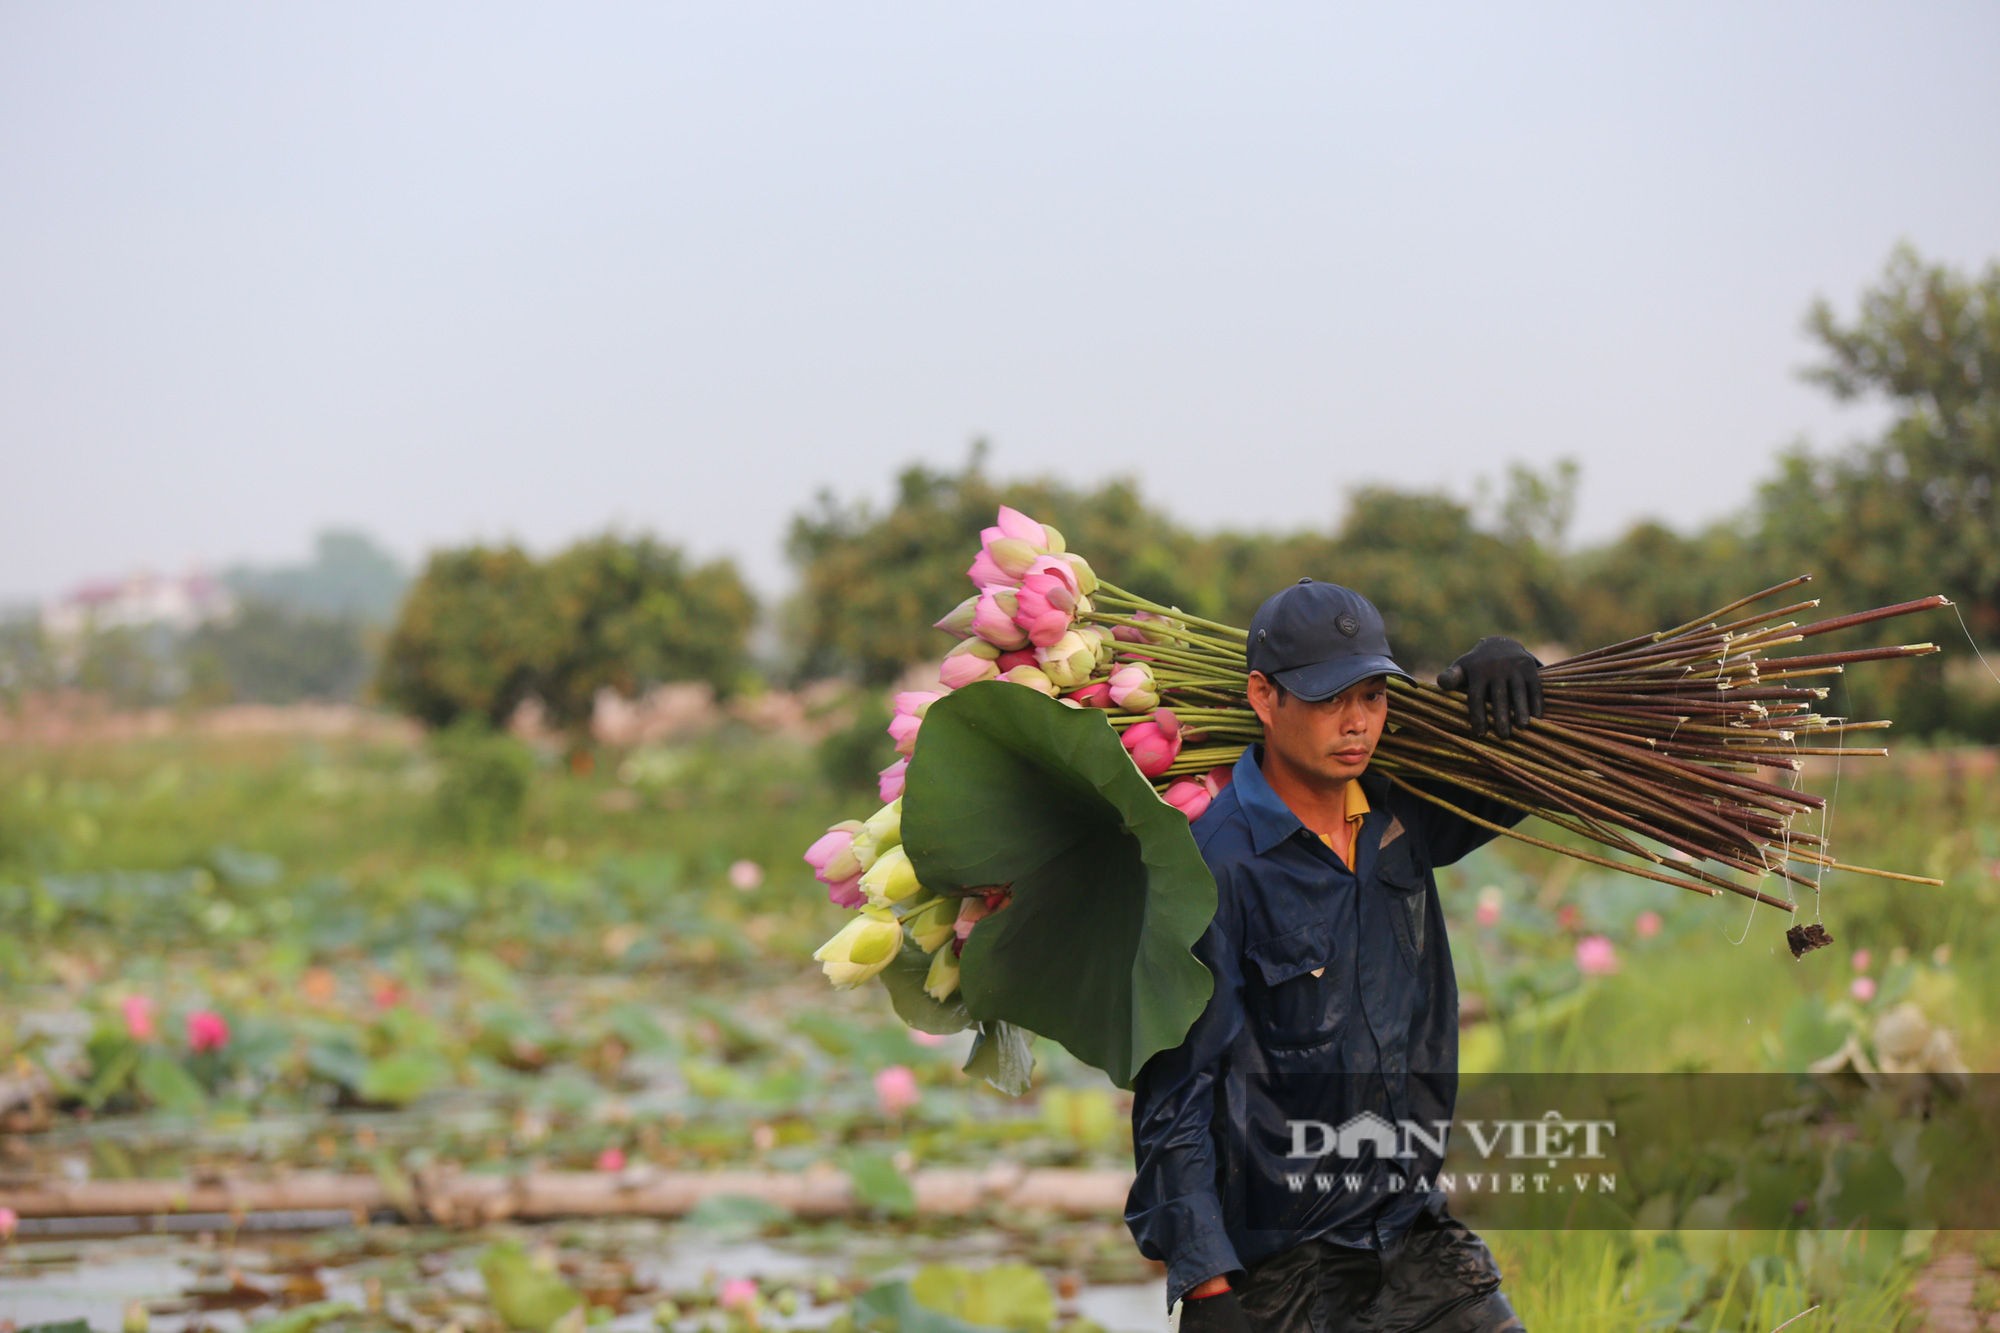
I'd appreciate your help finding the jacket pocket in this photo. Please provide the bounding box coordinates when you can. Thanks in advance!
[1243,921,1345,1051]
[1376,844,1431,973]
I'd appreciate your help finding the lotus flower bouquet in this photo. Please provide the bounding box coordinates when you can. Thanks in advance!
[805,507,1948,1091]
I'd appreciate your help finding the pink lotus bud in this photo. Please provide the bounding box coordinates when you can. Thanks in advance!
[1024,555,1080,600]
[719,1278,762,1312]
[940,652,1000,690]
[1151,708,1182,741]
[1107,664,1158,712]
[878,757,907,802]
[874,1063,921,1115]
[596,1146,627,1172]
[0,1206,15,1240]
[1575,935,1619,976]
[894,690,944,719]
[968,547,1017,589]
[1207,765,1234,791]
[954,889,1010,944]
[888,712,923,756]
[804,821,866,883]
[1036,630,1098,689]
[1084,625,1116,669]
[1002,665,1057,696]
[994,505,1046,544]
[1634,910,1661,939]
[986,538,1041,580]
[1162,778,1212,821]
[1112,624,1147,643]
[973,589,1030,649]
[122,994,157,1042]
[996,648,1039,672]
[728,859,764,890]
[1068,682,1114,708]
[1122,719,1182,777]
[186,1009,231,1053]
[1039,523,1066,554]
[827,874,866,909]
[1851,949,1872,973]
[1850,975,1877,1002]
[934,596,979,638]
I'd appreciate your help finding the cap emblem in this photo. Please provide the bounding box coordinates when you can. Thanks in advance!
[1336,613,1360,637]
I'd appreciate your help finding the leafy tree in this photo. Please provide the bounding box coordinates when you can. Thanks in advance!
[376,535,756,732]
[376,544,564,729]
[785,449,1203,683]
[537,535,757,729]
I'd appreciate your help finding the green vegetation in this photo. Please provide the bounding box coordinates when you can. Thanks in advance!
[378,534,757,731]
[2,717,1994,1327]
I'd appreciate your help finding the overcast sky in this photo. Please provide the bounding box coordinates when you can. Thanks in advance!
[3,2,1997,604]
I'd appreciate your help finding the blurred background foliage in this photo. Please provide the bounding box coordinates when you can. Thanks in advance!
[3,246,1996,740]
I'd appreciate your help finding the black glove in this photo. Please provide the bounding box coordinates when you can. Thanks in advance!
[1436,636,1543,740]
[1179,1288,1252,1333]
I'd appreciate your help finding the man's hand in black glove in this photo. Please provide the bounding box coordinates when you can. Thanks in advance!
[1436,636,1543,740]
[1179,1288,1252,1333]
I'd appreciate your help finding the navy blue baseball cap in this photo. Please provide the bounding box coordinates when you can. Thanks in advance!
[1245,579,1411,702]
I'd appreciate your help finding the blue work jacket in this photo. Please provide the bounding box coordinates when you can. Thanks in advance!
[1124,747,1523,1305]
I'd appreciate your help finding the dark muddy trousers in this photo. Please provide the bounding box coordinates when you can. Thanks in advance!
[1233,1215,1524,1333]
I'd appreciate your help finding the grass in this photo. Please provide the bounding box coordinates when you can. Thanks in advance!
[3,720,1994,1329]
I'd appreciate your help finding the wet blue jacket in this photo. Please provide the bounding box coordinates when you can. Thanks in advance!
[1123,747,1523,1305]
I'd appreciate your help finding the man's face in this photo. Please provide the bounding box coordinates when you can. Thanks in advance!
[1247,671,1390,785]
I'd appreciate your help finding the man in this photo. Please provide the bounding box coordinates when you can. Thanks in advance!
[1124,579,1542,1333]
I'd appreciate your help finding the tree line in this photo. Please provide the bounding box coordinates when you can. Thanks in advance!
[7,247,1994,739]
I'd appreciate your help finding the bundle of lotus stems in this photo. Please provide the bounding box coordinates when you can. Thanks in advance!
[1084,575,1950,912]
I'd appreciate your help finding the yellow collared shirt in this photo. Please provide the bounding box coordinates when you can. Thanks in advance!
[1314,778,1371,870]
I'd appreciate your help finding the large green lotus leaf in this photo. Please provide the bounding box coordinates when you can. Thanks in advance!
[901,681,1217,1088]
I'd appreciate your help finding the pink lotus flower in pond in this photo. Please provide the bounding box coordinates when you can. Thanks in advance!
[1850,975,1877,1002]
[1123,718,1183,777]
[878,758,908,802]
[121,994,157,1042]
[1575,935,1619,976]
[186,1009,231,1053]
[1107,664,1159,712]
[934,596,979,639]
[1475,888,1503,928]
[875,1064,921,1116]
[907,1029,948,1048]
[804,822,866,884]
[1634,910,1662,939]
[1068,681,1114,708]
[728,860,764,890]
[1162,778,1213,821]
[719,1278,761,1311]
[596,1146,627,1172]
[1851,949,1872,973]
[972,589,1029,649]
